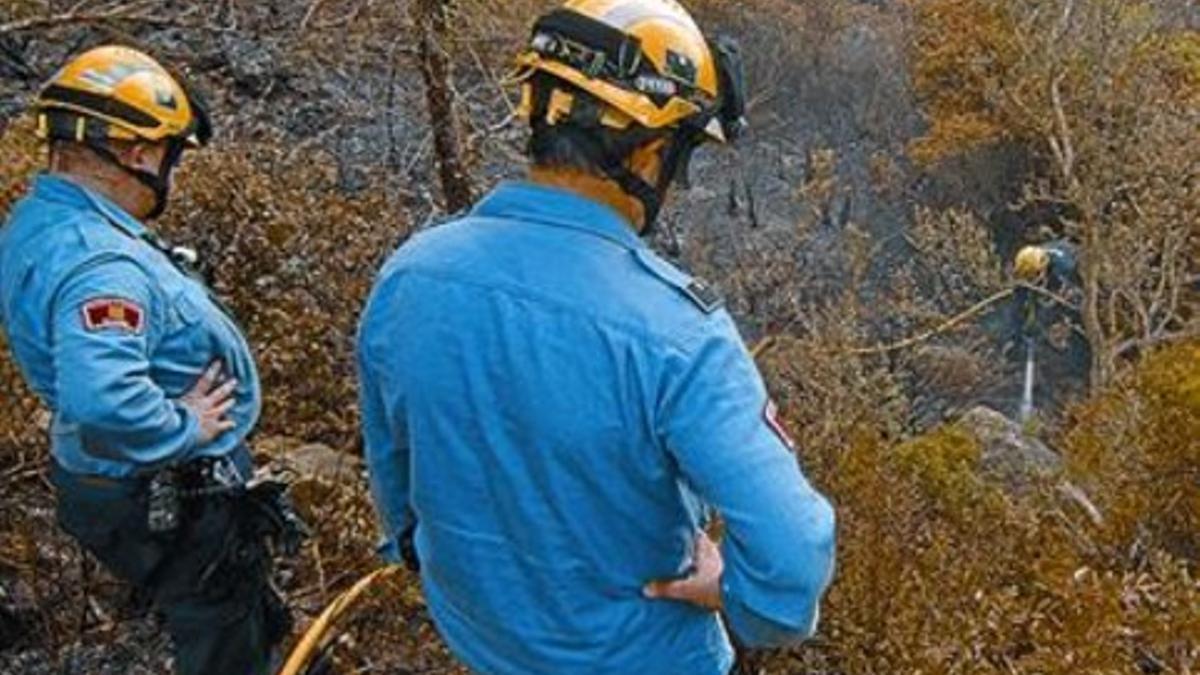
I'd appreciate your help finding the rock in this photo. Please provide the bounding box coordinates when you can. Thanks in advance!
[288,442,364,483]
[960,406,1061,489]
[256,436,363,483]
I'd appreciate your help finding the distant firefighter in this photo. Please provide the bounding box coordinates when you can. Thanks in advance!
[1013,240,1080,339]
[1013,241,1080,290]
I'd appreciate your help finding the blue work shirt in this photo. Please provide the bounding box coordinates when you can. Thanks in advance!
[358,181,836,674]
[0,174,261,478]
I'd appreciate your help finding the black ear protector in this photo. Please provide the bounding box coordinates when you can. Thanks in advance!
[183,85,214,147]
[710,35,749,144]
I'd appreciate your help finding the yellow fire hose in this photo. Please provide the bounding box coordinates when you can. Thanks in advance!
[749,286,1063,359]
[278,565,404,675]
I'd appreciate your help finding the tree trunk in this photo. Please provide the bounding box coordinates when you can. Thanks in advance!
[413,0,475,213]
[1079,215,1112,388]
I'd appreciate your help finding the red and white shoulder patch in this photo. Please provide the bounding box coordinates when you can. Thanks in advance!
[764,400,796,450]
[81,298,145,334]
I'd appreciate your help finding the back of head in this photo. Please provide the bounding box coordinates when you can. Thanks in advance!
[512,0,748,230]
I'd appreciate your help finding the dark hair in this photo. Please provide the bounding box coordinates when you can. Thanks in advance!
[526,76,660,175]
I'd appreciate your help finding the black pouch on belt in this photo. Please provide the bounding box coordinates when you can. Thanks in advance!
[238,480,312,558]
[146,467,184,534]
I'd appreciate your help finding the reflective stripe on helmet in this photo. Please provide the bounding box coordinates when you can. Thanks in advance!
[39,84,163,130]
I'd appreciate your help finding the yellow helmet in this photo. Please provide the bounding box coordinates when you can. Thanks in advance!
[1014,246,1051,281]
[34,45,211,149]
[515,0,745,143]
[512,0,747,228]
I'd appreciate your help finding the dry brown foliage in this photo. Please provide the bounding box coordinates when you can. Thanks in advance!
[910,0,1200,385]
[161,138,412,447]
[751,341,1199,674]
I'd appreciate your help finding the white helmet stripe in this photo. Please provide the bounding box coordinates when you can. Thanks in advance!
[602,1,695,32]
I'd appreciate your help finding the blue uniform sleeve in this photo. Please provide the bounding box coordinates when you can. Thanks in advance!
[52,255,200,468]
[357,318,414,565]
[1046,243,1080,283]
[659,315,836,648]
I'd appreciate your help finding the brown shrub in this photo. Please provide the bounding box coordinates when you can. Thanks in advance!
[1062,342,1200,560]
[161,139,412,448]
[754,340,1200,674]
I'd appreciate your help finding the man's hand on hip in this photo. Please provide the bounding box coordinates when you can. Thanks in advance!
[180,361,238,445]
[643,531,724,611]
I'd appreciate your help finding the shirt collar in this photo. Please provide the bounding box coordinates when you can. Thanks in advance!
[32,173,148,239]
[471,180,646,251]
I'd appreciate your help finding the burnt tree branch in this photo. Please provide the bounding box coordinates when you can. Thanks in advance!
[413,0,475,213]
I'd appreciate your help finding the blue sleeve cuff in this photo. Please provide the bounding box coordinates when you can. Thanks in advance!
[376,535,402,565]
[172,400,201,462]
[721,579,818,649]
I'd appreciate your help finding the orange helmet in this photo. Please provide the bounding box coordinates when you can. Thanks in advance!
[35,45,211,148]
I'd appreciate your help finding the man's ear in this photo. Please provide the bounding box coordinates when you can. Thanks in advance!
[117,142,163,174]
[628,138,668,184]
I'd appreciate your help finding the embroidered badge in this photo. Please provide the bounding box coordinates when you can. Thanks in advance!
[81,298,145,334]
[763,400,795,450]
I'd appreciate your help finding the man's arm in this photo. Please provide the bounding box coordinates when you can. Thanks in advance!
[1047,242,1081,286]
[652,316,836,648]
[53,255,207,468]
[357,314,415,566]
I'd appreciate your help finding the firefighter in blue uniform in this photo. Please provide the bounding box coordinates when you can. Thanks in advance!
[0,46,301,674]
[358,2,836,673]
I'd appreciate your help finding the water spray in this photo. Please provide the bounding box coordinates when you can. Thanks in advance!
[1019,337,1036,423]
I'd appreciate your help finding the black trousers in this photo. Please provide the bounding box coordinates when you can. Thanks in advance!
[51,463,288,675]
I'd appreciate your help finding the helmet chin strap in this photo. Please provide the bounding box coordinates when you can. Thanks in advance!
[614,129,702,237]
[526,78,708,235]
[580,128,702,236]
[600,158,663,233]
[85,140,183,220]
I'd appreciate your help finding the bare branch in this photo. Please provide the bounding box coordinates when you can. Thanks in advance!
[413,0,476,212]
[1049,73,1076,189]
[298,0,328,32]
[0,1,223,35]
[1052,0,1077,43]
[0,0,161,35]
[1113,329,1200,359]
